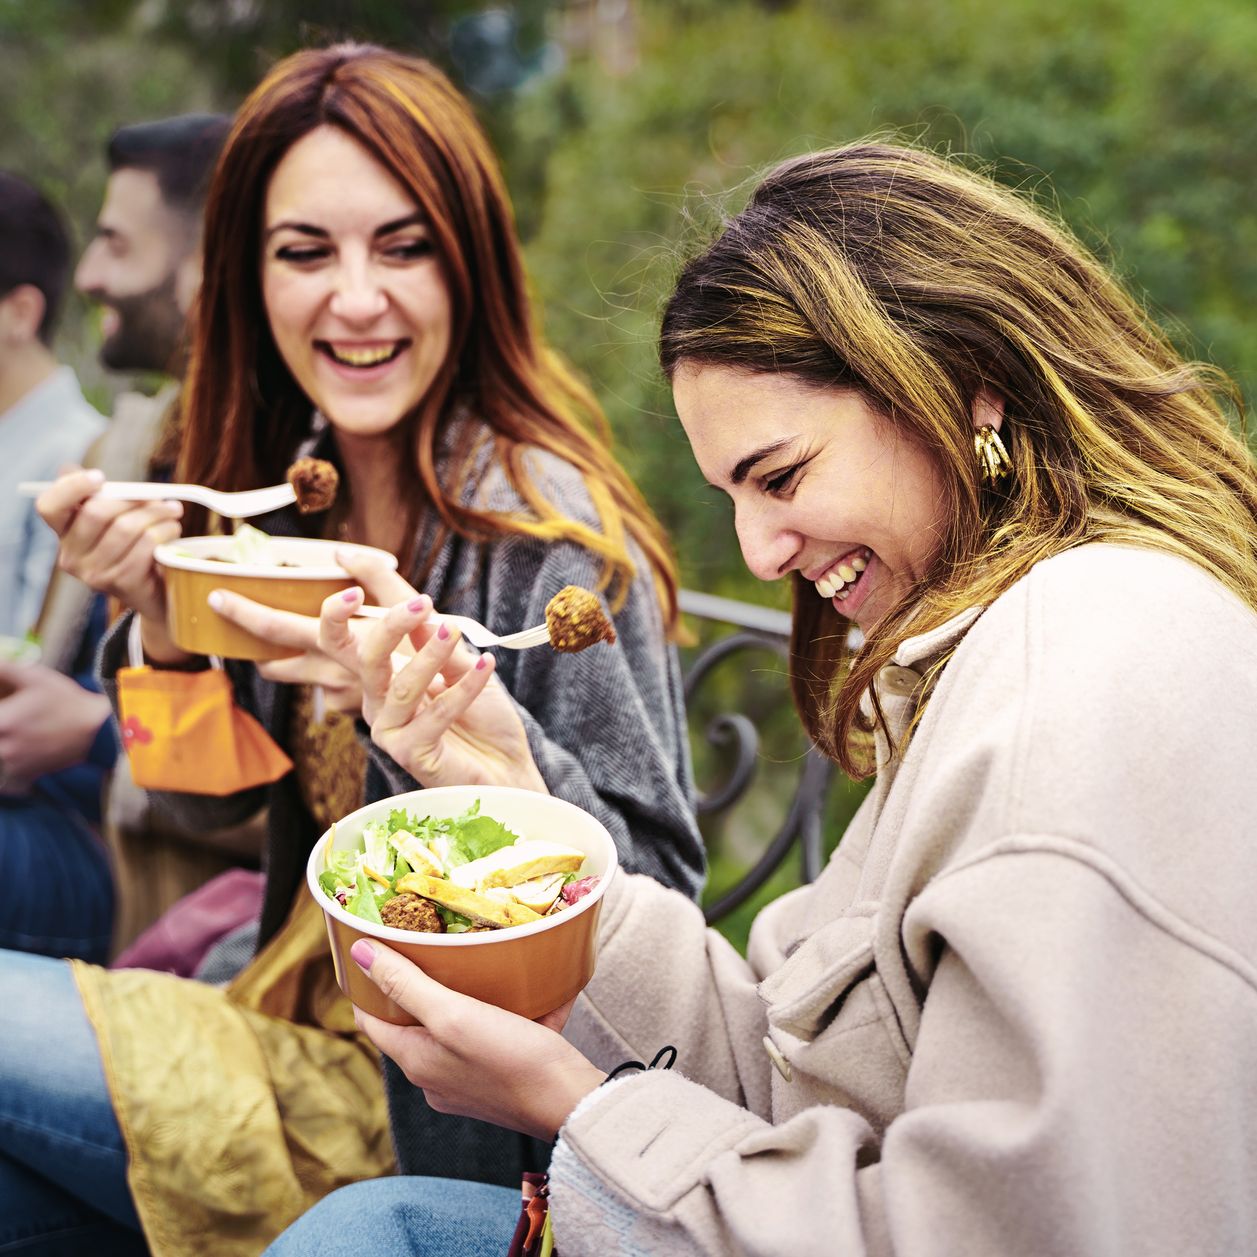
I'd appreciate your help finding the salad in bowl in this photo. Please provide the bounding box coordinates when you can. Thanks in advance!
[307,785,618,1024]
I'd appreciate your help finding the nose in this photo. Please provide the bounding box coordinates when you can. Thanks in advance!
[74,240,106,296]
[734,499,801,583]
[328,255,388,324]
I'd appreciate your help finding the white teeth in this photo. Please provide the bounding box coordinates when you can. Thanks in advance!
[816,548,873,601]
[330,344,396,367]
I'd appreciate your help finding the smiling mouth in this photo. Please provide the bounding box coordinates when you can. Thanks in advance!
[814,547,872,602]
[317,340,409,368]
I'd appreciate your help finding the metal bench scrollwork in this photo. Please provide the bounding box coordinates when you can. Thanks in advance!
[678,590,835,925]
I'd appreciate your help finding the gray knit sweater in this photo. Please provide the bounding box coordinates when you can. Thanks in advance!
[100,423,703,1187]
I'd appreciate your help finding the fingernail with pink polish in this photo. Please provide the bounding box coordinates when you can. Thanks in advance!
[342,587,361,603]
[407,597,426,614]
[475,655,488,671]
[437,624,450,641]
[350,939,376,971]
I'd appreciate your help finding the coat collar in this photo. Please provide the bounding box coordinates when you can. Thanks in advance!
[860,604,987,766]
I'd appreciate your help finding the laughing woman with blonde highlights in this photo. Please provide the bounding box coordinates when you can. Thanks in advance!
[270,143,1257,1255]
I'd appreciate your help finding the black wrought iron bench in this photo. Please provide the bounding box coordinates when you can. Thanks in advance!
[677,590,840,931]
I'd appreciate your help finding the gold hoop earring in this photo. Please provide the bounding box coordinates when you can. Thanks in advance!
[974,424,1012,487]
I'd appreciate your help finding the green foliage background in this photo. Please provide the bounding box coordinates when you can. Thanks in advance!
[3,0,1254,946]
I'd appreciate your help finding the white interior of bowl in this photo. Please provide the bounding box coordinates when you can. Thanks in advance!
[154,535,398,580]
[307,784,619,947]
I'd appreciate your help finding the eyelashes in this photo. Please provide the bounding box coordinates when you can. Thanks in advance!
[271,237,434,265]
[762,456,812,496]
[273,245,327,264]
[385,239,434,260]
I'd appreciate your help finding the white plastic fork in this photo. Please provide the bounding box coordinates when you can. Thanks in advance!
[353,604,551,650]
[18,479,297,520]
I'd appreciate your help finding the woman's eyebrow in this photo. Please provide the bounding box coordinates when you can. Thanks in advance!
[263,212,427,241]
[374,212,427,236]
[730,438,793,486]
[264,221,328,240]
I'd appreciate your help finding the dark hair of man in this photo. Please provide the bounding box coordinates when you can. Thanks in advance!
[0,171,71,345]
[107,113,232,221]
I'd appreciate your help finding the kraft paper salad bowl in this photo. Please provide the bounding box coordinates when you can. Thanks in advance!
[307,784,619,1025]
[154,530,397,661]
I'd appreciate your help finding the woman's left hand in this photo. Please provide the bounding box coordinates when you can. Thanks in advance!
[318,548,549,793]
[351,939,605,1141]
[205,590,366,714]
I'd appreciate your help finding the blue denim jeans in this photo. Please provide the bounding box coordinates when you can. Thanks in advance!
[0,950,144,1255]
[0,796,113,963]
[264,1177,520,1257]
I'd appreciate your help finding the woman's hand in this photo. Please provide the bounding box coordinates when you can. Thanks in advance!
[205,591,366,715]
[36,467,188,663]
[350,939,604,1141]
[0,664,112,794]
[318,549,548,793]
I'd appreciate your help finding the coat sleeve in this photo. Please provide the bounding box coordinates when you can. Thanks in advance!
[550,843,1257,1255]
[560,871,773,1109]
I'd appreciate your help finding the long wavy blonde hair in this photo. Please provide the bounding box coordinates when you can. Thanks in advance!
[660,142,1257,776]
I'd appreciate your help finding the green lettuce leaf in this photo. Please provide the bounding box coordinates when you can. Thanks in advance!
[346,871,384,925]
[390,854,413,889]
[445,802,519,864]
[437,906,475,933]
[319,850,359,901]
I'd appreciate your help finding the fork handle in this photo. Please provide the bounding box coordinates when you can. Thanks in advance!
[18,480,180,501]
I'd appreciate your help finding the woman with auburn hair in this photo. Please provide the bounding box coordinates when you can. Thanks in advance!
[14,43,702,1255]
[269,142,1257,1255]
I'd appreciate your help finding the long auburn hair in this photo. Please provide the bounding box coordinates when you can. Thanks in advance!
[179,43,678,621]
[660,142,1257,777]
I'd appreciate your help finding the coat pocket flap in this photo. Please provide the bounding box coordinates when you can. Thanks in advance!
[758,912,876,1040]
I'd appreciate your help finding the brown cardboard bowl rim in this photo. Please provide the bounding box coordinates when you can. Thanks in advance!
[154,536,398,582]
[305,785,619,948]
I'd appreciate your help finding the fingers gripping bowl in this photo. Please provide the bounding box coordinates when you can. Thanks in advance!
[154,533,398,661]
[307,785,619,1024]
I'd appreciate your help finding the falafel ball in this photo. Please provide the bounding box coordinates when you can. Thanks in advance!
[379,892,445,933]
[544,585,617,653]
[286,457,340,514]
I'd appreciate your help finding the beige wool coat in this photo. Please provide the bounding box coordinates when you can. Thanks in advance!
[551,543,1257,1255]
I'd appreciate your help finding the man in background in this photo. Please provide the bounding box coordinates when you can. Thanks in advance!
[11,114,258,964]
[0,171,106,640]
[73,112,233,479]
[38,114,233,674]
[0,171,113,960]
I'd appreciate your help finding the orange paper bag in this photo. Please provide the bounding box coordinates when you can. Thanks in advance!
[116,663,293,795]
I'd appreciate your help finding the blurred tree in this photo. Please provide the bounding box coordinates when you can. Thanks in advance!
[518,0,1257,603]
[0,4,224,404]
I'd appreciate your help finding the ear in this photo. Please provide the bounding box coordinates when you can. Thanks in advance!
[0,284,47,345]
[970,387,1005,433]
[173,250,202,317]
